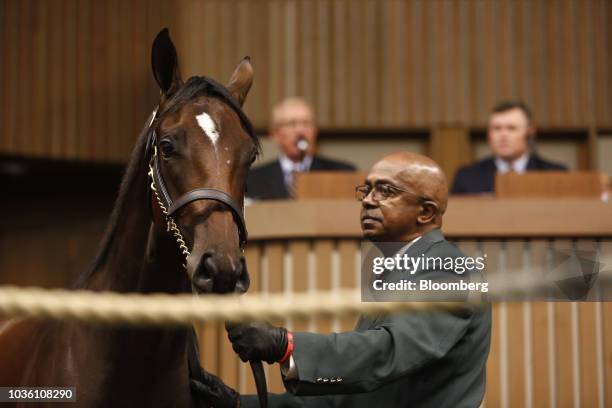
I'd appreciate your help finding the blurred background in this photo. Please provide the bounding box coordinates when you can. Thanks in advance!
[0,1,611,406]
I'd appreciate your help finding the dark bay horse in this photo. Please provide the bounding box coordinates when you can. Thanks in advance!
[0,29,259,407]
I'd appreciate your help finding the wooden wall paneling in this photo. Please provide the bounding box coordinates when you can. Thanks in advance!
[145,0,161,109]
[576,0,594,127]
[283,0,296,98]
[505,242,526,408]
[553,301,575,406]
[31,0,47,156]
[246,0,269,127]
[298,0,314,111]
[528,240,552,408]
[106,0,121,162]
[118,0,133,162]
[94,0,110,160]
[268,1,283,114]
[552,241,575,405]
[561,0,578,126]
[429,127,471,185]
[3,0,19,154]
[201,1,219,80]
[337,239,358,331]
[240,243,263,395]
[578,300,600,407]
[76,0,92,159]
[381,0,400,126]
[288,240,310,332]
[545,0,561,127]
[600,240,612,406]
[517,0,533,125]
[423,0,438,125]
[1,0,612,159]
[47,0,62,157]
[131,0,148,160]
[487,303,502,408]
[264,240,285,393]
[0,1,5,153]
[602,299,612,407]
[331,0,347,126]
[363,0,378,127]
[63,0,77,158]
[314,0,329,127]
[16,0,31,155]
[593,0,610,127]
[482,241,501,408]
[314,239,334,334]
[454,0,469,125]
[347,0,363,128]
[220,0,237,86]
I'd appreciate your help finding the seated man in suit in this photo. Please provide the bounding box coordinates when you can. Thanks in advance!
[452,100,567,194]
[247,97,355,200]
[191,152,492,407]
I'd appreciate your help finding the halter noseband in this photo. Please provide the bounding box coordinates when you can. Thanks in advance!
[146,96,249,267]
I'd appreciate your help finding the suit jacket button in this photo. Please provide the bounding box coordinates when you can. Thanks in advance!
[330,378,337,383]
[323,378,329,383]
[316,377,323,383]
[337,378,343,382]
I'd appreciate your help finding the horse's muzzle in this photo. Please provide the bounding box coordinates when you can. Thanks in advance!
[191,252,250,294]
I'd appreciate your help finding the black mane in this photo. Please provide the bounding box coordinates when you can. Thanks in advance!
[73,76,259,289]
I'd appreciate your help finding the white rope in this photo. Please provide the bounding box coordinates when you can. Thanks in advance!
[0,269,606,326]
[0,286,461,326]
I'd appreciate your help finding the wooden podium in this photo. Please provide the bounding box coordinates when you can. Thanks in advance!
[295,171,367,200]
[495,171,603,198]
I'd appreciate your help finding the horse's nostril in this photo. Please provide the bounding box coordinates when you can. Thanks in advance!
[234,257,250,293]
[192,276,214,293]
[192,252,218,293]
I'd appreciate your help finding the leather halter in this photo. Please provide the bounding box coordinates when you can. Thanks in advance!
[146,106,248,251]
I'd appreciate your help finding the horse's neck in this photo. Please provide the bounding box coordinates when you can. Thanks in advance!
[83,156,188,293]
[69,159,192,389]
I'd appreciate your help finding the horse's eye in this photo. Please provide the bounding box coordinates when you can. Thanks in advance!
[159,139,175,157]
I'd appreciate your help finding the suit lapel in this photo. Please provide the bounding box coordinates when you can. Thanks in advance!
[356,230,446,330]
[271,160,290,198]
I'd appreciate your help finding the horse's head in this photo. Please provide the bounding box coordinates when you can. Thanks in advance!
[148,29,258,294]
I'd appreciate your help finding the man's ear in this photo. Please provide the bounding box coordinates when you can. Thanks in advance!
[417,201,439,225]
[227,57,253,107]
[151,28,183,97]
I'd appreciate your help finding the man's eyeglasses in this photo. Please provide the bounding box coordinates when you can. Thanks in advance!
[276,119,314,129]
[355,183,431,203]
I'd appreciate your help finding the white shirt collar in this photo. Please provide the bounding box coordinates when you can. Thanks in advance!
[398,235,422,256]
[495,152,530,174]
[279,153,313,173]
[279,154,313,188]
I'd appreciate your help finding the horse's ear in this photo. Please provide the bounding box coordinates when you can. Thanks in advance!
[151,28,183,97]
[226,57,253,107]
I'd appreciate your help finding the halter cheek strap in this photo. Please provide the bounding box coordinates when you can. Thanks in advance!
[146,105,249,268]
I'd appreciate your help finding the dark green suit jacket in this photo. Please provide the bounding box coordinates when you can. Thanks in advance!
[242,229,492,407]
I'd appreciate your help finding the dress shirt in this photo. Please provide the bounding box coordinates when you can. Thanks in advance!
[279,153,313,189]
[494,153,529,174]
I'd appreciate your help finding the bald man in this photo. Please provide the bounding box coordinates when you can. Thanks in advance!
[191,153,492,407]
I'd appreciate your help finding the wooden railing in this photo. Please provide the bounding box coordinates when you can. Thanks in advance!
[196,198,612,407]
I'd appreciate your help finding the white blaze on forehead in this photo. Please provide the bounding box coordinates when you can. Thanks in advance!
[195,112,220,148]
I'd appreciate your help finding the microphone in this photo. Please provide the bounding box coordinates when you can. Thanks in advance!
[296,137,309,163]
[296,137,309,153]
